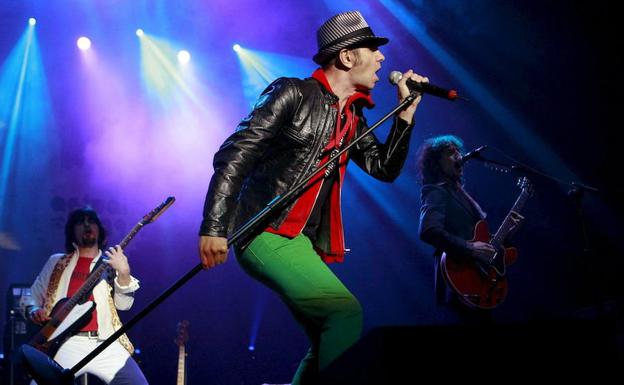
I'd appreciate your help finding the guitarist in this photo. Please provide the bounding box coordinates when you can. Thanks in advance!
[416,135,521,324]
[21,206,148,384]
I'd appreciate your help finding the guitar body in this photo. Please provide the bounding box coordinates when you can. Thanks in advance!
[29,298,95,357]
[440,220,518,310]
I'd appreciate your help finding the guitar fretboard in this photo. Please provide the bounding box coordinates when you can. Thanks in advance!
[492,187,530,248]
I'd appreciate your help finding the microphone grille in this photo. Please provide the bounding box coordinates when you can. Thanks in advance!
[388,71,402,85]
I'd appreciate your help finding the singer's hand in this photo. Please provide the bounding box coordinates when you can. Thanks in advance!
[397,69,428,124]
[199,235,228,269]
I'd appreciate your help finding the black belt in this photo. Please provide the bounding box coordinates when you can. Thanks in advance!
[76,331,98,337]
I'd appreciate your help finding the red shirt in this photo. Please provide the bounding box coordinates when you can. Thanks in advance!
[266,69,374,263]
[67,257,99,331]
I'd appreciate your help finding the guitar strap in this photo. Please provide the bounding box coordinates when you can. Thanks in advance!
[43,253,73,315]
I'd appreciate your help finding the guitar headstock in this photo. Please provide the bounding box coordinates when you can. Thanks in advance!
[175,320,189,347]
[140,196,175,225]
[517,177,534,196]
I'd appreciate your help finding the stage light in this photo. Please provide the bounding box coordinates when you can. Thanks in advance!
[0,21,52,222]
[136,29,144,37]
[247,345,255,351]
[77,37,91,51]
[177,50,190,64]
[234,46,314,108]
[28,18,36,26]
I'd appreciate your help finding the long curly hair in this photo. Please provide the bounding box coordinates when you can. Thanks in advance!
[416,135,464,184]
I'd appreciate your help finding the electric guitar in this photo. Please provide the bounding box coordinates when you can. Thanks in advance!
[28,196,175,357]
[175,320,189,385]
[440,177,533,309]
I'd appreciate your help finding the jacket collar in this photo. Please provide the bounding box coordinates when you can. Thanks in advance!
[311,68,375,109]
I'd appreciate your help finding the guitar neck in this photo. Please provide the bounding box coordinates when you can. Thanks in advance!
[118,221,144,249]
[56,262,107,319]
[177,344,186,385]
[492,188,530,247]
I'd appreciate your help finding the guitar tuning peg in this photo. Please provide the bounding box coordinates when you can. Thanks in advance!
[485,163,511,174]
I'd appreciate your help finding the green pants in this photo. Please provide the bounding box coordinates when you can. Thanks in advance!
[236,232,363,385]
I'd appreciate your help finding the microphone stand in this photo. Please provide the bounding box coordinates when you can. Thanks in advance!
[472,155,600,202]
[504,163,599,263]
[472,155,610,318]
[21,92,421,385]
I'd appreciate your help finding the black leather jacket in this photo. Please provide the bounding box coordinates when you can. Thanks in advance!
[199,76,415,243]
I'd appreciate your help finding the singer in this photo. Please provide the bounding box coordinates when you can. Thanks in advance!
[416,135,521,324]
[198,10,427,385]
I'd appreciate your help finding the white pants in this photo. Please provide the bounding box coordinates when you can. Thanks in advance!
[32,336,148,384]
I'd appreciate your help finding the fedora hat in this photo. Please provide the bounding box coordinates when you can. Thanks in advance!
[313,11,389,65]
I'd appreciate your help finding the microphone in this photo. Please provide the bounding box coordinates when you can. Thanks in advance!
[460,145,488,165]
[389,71,465,101]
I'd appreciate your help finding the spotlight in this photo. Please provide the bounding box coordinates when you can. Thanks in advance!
[28,18,36,26]
[247,345,255,351]
[77,37,91,51]
[136,29,144,37]
[233,44,241,52]
[177,50,191,64]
